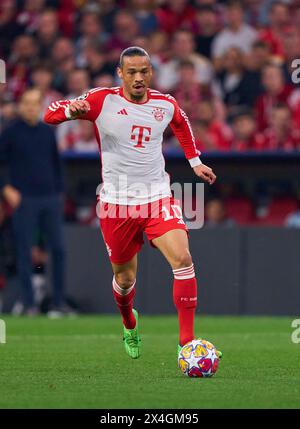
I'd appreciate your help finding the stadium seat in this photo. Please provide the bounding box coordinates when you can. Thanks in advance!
[256,197,299,226]
[224,197,255,225]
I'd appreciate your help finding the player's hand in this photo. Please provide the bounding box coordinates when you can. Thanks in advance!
[2,185,22,209]
[193,164,217,185]
[69,100,90,118]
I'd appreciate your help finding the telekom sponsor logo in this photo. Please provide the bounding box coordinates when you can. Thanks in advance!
[131,125,151,148]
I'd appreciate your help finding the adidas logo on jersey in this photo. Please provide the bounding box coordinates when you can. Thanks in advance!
[117,109,128,115]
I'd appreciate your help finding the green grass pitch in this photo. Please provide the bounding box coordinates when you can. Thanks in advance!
[0,315,300,409]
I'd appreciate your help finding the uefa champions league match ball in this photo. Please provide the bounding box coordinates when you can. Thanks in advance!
[178,339,221,378]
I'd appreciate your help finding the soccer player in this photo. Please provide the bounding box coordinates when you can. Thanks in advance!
[44,47,220,361]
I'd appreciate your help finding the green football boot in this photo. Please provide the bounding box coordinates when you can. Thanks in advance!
[123,309,141,359]
[216,350,223,359]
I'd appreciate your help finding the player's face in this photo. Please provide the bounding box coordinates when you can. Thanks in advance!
[118,56,152,101]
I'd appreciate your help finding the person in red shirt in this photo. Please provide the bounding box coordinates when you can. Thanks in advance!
[255,63,294,131]
[230,109,258,151]
[254,103,300,151]
[258,1,290,58]
[281,25,300,79]
[156,0,196,34]
[30,63,63,116]
[193,99,232,151]
[6,34,37,100]
[105,10,140,65]
[171,60,203,121]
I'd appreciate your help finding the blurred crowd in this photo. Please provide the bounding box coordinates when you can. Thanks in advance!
[1,0,300,153]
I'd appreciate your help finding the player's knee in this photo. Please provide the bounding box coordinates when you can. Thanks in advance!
[172,250,193,270]
[114,272,136,289]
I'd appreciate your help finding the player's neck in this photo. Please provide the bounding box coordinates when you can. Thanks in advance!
[122,87,148,104]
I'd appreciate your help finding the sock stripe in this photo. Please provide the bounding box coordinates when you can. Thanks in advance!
[174,273,195,280]
[112,276,136,296]
[173,267,194,275]
[173,264,195,280]
[173,263,194,273]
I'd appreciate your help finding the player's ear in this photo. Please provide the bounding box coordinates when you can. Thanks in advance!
[117,67,123,80]
[149,65,153,78]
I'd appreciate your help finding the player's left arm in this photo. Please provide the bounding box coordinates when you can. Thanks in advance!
[169,97,217,185]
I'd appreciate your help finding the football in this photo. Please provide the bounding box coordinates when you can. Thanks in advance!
[178,339,221,378]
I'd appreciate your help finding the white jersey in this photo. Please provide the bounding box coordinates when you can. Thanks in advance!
[45,87,201,205]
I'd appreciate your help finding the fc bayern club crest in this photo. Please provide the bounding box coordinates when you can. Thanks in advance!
[152,107,165,122]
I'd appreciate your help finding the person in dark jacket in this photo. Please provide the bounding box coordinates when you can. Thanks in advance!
[0,88,65,315]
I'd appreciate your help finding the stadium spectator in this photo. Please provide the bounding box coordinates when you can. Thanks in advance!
[51,37,76,67]
[83,41,115,80]
[16,0,45,35]
[215,47,263,114]
[50,37,76,93]
[255,63,294,131]
[93,73,115,89]
[71,121,98,153]
[0,88,65,316]
[258,1,290,59]
[56,68,90,151]
[254,103,300,151]
[35,9,60,59]
[156,30,213,91]
[281,25,300,81]
[204,198,236,227]
[7,34,38,99]
[98,0,118,34]
[131,35,151,52]
[194,4,219,59]
[194,0,226,26]
[156,0,196,34]
[65,68,90,101]
[244,40,271,74]
[292,1,300,28]
[105,9,140,65]
[212,0,257,71]
[171,60,203,121]
[30,63,62,115]
[147,30,170,68]
[0,0,22,58]
[70,67,90,93]
[193,100,232,152]
[244,0,268,28]
[128,0,158,35]
[230,108,258,151]
[55,0,76,38]
[76,10,106,66]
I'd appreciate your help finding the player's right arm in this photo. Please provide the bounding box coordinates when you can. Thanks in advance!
[44,89,104,125]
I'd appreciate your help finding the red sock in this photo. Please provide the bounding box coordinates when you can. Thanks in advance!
[112,276,136,329]
[173,264,197,346]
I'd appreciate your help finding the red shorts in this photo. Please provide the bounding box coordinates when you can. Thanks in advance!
[99,196,188,264]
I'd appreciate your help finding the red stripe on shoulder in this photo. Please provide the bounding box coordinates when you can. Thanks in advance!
[149,91,176,104]
[89,87,120,95]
